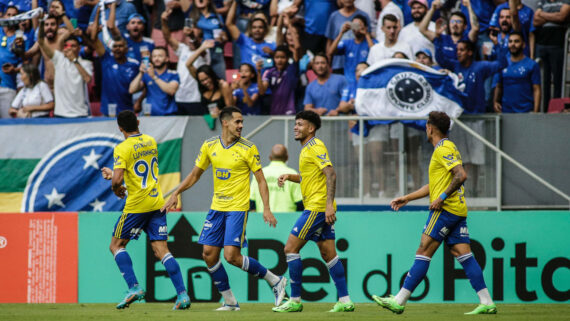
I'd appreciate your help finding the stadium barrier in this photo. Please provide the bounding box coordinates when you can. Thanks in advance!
[0,211,568,304]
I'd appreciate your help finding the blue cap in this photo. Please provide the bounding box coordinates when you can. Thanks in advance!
[128,13,146,23]
[415,48,433,59]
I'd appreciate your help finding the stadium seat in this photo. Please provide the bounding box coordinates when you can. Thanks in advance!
[226,69,239,83]
[547,98,570,113]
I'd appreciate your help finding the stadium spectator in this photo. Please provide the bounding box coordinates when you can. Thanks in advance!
[489,0,535,58]
[285,0,338,55]
[25,14,64,88]
[459,0,497,59]
[162,8,211,115]
[494,31,541,113]
[129,46,179,115]
[259,45,299,115]
[91,8,139,117]
[121,13,155,63]
[399,0,435,58]
[48,0,75,31]
[0,6,23,118]
[303,53,348,116]
[232,62,262,115]
[367,14,413,65]
[188,0,228,78]
[191,64,232,117]
[150,0,190,62]
[419,0,479,62]
[250,144,303,212]
[533,0,569,106]
[327,14,376,92]
[375,0,405,43]
[415,48,436,67]
[355,0,377,31]
[38,22,93,118]
[324,0,370,73]
[9,64,53,118]
[488,7,514,60]
[226,0,275,68]
[89,0,137,37]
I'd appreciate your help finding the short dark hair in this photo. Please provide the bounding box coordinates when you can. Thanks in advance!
[64,35,80,46]
[353,14,368,28]
[295,110,321,131]
[427,111,450,135]
[219,106,242,125]
[274,45,291,58]
[450,11,467,24]
[509,31,524,40]
[382,14,398,26]
[5,5,19,14]
[153,46,169,57]
[314,52,329,64]
[117,110,138,132]
[458,40,475,53]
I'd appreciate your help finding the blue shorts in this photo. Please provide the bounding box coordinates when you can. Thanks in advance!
[291,210,335,242]
[112,209,168,241]
[198,210,248,248]
[422,209,470,245]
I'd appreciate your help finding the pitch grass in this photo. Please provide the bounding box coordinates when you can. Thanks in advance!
[1,303,569,321]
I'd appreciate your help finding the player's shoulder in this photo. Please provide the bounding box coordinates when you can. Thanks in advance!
[237,137,255,149]
[202,135,220,147]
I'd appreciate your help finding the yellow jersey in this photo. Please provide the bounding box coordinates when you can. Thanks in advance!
[428,138,467,217]
[113,133,164,213]
[299,137,336,212]
[196,136,262,211]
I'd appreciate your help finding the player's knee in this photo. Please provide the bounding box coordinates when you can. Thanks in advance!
[283,243,296,255]
[223,251,241,267]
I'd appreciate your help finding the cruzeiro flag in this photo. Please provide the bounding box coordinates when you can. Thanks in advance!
[355,58,466,127]
[0,117,188,213]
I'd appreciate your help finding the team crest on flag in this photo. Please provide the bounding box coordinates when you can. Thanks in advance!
[386,72,433,112]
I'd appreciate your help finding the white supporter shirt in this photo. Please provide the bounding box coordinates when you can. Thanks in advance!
[52,51,92,117]
[399,21,436,58]
[11,81,53,118]
[175,43,211,103]
[367,41,413,65]
[375,1,405,43]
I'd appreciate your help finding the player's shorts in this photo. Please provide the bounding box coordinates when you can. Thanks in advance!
[198,210,248,248]
[112,209,168,241]
[422,209,470,245]
[291,210,335,242]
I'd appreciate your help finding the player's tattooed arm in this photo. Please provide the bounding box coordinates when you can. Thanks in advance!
[322,165,337,224]
[429,164,467,210]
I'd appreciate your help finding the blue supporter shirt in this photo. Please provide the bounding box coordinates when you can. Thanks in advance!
[324,9,370,70]
[489,3,534,56]
[0,29,23,90]
[235,33,275,66]
[433,33,470,62]
[461,0,495,32]
[337,37,376,92]
[437,44,508,114]
[125,34,155,63]
[142,70,179,115]
[197,12,225,40]
[303,74,348,112]
[304,0,337,36]
[100,51,140,116]
[233,82,261,115]
[497,57,540,113]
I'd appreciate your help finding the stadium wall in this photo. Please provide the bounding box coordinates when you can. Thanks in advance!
[1,211,568,304]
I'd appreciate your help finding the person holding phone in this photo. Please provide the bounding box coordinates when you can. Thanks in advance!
[0,6,24,118]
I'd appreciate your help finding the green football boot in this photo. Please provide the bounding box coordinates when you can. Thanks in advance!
[272,298,303,312]
[372,294,405,314]
[464,303,497,315]
[328,300,355,312]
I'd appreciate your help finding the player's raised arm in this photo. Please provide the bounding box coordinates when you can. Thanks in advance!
[162,166,205,212]
[429,164,467,211]
[390,184,430,211]
[322,165,336,225]
[253,169,277,227]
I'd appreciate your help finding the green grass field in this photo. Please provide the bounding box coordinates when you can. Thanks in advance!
[1,303,569,321]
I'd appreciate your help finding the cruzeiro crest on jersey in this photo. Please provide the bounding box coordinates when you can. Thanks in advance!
[386,71,433,112]
[22,133,126,212]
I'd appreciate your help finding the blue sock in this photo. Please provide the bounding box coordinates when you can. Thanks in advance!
[241,256,268,278]
[114,248,138,288]
[327,256,349,298]
[162,253,186,294]
[287,253,302,298]
[402,255,431,292]
[457,253,487,292]
[208,261,230,292]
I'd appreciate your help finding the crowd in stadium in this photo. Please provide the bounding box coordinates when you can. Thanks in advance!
[0,0,567,119]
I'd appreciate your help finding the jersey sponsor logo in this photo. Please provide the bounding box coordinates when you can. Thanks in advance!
[439,226,450,237]
[130,227,142,236]
[216,168,231,180]
[203,220,213,230]
[149,188,159,197]
[460,226,469,237]
[386,71,433,112]
[442,154,454,161]
[158,225,168,234]
[114,156,121,166]
[317,153,328,161]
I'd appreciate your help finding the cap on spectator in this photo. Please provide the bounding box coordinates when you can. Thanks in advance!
[408,0,429,8]
[415,48,433,59]
[128,13,146,23]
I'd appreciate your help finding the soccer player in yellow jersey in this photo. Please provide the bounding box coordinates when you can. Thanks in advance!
[100,111,190,310]
[373,111,496,315]
[273,111,354,313]
[162,107,287,310]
